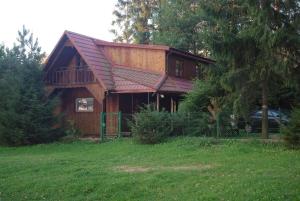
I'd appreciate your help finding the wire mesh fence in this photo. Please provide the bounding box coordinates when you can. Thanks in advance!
[101,111,285,139]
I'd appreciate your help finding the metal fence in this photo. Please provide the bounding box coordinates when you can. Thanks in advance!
[100,111,284,140]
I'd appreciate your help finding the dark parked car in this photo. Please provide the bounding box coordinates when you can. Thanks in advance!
[249,109,289,132]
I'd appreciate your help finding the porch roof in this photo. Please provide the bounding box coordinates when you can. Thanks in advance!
[112,66,161,93]
[158,76,193,93]
[111,66,193,93]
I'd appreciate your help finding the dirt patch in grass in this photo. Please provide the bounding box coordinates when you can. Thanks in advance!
[114,164,213,173]
[114,165,152,173]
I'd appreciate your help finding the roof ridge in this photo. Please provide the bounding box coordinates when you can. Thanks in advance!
[64,30,108,43]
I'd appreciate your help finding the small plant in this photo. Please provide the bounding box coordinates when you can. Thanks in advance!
[63,120,82,141]
[129,105,172,144]
[281,107,300,148]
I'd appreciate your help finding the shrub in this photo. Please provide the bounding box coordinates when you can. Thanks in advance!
[281,107,300,148]
[129,106,172,144]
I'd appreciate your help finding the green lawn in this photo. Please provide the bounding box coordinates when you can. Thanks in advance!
[0,138,299,201]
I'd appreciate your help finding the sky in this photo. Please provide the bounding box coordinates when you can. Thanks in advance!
[0,0,117,55]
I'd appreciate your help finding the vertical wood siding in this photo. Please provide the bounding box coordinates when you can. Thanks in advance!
[104,47,166,73]
[61,87,102,136]
[168,54,197,80]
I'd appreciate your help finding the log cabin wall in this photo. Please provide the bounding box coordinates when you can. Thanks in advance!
[46,39,106,137]
[61,87,102,136]
[167,54,197,80]
[104,47,166,73]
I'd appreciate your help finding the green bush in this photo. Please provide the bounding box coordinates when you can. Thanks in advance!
[129,104,213,144]
[129,106,172,144]
[281,107,300,148]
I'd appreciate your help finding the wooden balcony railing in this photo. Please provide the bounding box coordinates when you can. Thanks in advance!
[45,68,96,85]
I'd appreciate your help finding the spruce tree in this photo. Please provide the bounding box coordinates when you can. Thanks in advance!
[111,0,161,44]
[153,0,208,54]
[200,0,300,138]
[0,26,63,146]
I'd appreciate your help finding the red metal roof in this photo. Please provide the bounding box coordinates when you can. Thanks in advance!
[113,75,155,93]
[112,66,193,93]
[112,66,162,93]
[159,76,193,93]
[65,31,115,90]
[112,66,163,90]
[45,31,202,94]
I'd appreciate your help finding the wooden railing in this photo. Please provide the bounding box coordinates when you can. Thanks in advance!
[45,68,96,85]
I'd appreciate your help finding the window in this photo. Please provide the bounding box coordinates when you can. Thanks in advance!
[76,98,94,112]
[175,60,184,77]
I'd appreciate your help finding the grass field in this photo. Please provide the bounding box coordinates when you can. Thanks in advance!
[0,137,299,201]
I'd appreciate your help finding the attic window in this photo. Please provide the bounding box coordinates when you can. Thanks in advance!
[175,60,184,77]
[76,98,94,112]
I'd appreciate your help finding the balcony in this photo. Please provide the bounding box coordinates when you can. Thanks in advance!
[45,68,96,86]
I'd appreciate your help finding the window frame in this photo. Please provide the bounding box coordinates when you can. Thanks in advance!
[75,97,94,113]
[175,60,184,77]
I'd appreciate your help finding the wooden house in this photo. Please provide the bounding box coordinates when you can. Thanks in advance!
[44,31,214,137]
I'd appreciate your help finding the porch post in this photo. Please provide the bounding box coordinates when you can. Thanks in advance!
[171,97,174,113]
[156,93,160,111]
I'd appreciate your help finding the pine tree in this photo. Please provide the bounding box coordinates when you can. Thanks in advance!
[111,0,133,43]
[200,0,300,138]
[0,26,64,146]
[153,0,208,55]
[111,0,161,44]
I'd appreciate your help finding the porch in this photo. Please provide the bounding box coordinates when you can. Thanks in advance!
[104,92,183,137]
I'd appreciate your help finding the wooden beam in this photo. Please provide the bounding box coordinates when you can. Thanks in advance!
[157,94,159,110]
[44,40,68,75]
[171,97,174,113]
[86,84,105,104]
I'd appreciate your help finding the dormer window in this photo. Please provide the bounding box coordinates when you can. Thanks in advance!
[175,60,184,77]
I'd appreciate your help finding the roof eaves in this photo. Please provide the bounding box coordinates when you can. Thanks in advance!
[94,40,170,51]
[44,32,68,71]
[169,48,216,64]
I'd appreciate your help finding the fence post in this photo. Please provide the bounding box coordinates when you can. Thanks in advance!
[216,113,221,138]
[118,112,122,138]
[100,112,106,142]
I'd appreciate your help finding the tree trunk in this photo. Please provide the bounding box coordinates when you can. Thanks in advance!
[261,80,269,139]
